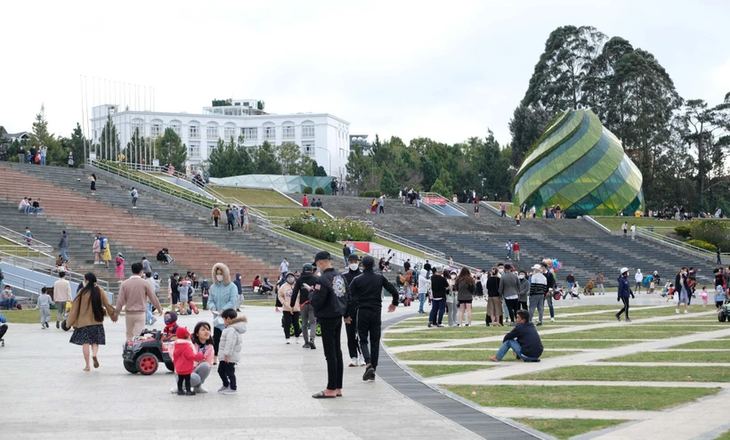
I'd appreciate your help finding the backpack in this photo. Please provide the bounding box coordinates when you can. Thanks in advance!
[100,237,107,250]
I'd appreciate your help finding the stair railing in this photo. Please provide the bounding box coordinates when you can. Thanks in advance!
[0,225,54,257]
[636,227,728,261]
[0,250,110,293]
[421,192,467,214]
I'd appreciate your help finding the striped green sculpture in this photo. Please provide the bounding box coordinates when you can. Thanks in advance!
[512,109,643,217]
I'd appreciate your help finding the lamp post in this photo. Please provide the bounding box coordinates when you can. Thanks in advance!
[316,146,332,176]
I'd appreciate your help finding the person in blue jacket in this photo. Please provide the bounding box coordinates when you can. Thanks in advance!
[0,310,7,344]
[208,263,239,364]
[616,267,635,322]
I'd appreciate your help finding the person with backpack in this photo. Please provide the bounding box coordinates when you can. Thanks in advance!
[100,234,111,268]
[130,187,138,208]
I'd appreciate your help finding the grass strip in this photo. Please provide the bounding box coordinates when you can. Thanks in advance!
[518,365,730,382]
[602,351,730,363]
[444,385,720,411]
[397,349,569,362]
[514,418,628,440]
[543,330,683,340]
[451,339,634,349]
[1,309,48,324]
[672,340,730,350]
[409,364,493,378]
[245,300,276,307]
[385,326,564,339]
[210,186,297,206]
[383,339,446,347]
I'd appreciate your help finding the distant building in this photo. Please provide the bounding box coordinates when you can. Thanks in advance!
[0,127,30,144]
[350,134,371,152]
[90,99,350,178]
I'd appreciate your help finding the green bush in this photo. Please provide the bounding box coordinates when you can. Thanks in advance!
[687,239,718,253]
[690,220,730,250]
[674,225,691,239]
[359,190,381,198]
[285,216,374,243]
[302,186,313,194]
[314,186,326,195]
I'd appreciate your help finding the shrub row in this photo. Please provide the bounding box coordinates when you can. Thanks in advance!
[285,216,374,243]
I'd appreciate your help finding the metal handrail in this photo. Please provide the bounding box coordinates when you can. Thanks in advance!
[480,201,512,218]
[583,215,611,234]
[0,246,52,258]
[0,225,54,255]
[372,228,445,259]
[263,224,345,256]
[421,192,467,214]
[3,271,45,302]
[0,250,110,293]
[637,227,729,259]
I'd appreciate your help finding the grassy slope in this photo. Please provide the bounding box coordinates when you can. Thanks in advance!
[210,186,297,206]
[514,418,627,440]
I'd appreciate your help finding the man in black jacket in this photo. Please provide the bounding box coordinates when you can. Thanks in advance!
[429,266,449,327]
[489,310,543,362]
[342,254,362,366]
[345,255,398,381]
[309,251,348,399]
[542,262,556,322]
[291,264,319,349]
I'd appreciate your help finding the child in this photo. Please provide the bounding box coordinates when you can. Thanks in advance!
[661,281,671,297]
[715,285,726,311]
[163,311,179,336]
[649,280,655,295]
[178,278,189,315]
[218,308,247,395]
[699,286,709,306]
[38,287,53,329]
[666,283,675,302]
[173,327,205,395]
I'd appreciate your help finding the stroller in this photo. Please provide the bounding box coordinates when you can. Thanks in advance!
[399,288,412,306]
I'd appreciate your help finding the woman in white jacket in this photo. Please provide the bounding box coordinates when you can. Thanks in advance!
[417,268,430,314]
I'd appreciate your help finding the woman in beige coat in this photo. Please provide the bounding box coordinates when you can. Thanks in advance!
[277,272,301,344]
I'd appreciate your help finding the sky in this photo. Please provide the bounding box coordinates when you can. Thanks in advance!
[2,0,729,147]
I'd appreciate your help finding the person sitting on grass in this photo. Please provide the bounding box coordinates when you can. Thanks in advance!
[489,310,543,363]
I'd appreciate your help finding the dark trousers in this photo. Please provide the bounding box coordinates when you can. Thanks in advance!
[429,298,445,325]
[214,217,219,227]
[227,220,234,231]
[518,300,528,311]
[617,297,630,319]
[283,311,301,339]
[505,298,519,322]
[319,317,343,390]
[177,374,191,392]
[202,295,208,310]
[345,320,360,359]
[213,327,222,356]
[0,324,7,340]
[357,309,382,369]
[218,361,237,390]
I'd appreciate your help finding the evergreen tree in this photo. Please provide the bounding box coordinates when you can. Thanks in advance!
[155,128,187,170]
[29,104,63,165]
[126,127,148,164]
[98,115,121,161]
[251,141,282,175]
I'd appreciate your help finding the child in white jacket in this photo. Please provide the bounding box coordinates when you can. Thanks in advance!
[217,308,247,395]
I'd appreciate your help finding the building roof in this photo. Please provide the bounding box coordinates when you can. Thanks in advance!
[91,108,350,125]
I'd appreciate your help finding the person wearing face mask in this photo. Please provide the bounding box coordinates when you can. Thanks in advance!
[208,263,238,364]
[342,254,363,366]
[446,270,459,327]
[528,265,548,325]
[517,270,530,311]
[417,267,430,314]
[308,251,348,398]
[345,255,398,381]
[291,264,319,349]
[541,262,556,322]
[675,267,691,314]
[278,272,301,344]
[616,267,635,321]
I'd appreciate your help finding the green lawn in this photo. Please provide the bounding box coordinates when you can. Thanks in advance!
[387,326,564,340]
[514,418,627,440]
[383,339,446,347]
[602,351,730,364]
[541,330,669,340]
[444,385,720,411]
[408,364,493,378]
[518,365,730,382]
[398,349,570,362]
[671,340,730,350]
[1,309,50,324]
[209,186,297,206]
[715,430,730,440]
[451,339,635,349]
[245,299,276,307]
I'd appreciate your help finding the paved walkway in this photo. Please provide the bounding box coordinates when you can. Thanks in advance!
[2,305,487,440]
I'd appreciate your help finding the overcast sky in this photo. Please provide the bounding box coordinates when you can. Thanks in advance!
[2,0,728,147]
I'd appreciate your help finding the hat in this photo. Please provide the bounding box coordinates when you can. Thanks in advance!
[302,263,313,273]
[314,251,331,263]
[620,267,629,275]
[153,272,159,279]
[361,255,375,268]
[347,253,360,262]
[176,327,190,339]
[532,264,542,270]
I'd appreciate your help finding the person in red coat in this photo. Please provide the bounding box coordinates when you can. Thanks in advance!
[302,194,309,207]
[173,327,205,395]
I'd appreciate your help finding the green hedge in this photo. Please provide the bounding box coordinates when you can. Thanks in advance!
[687,239,718,253]
[690,220,729,250]
[674,225,691,239]
[359,190,381,198]
[302,186,313,194]
[285,216,374,243]
[314,186,326,195]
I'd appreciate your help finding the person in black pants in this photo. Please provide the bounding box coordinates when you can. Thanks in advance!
[616,267,635,321]
[309,251,348,398]
[346,255,398,381]
[342,253,362,366]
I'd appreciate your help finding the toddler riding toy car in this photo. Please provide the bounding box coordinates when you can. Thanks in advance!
[122,328,175,375]
[718,301,730,322]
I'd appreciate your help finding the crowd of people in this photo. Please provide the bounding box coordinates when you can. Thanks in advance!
[17,197,45,214]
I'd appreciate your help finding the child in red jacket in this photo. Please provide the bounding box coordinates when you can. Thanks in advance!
[174,327,205,395]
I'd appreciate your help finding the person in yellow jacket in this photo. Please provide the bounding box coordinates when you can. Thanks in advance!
[278,272,301,344]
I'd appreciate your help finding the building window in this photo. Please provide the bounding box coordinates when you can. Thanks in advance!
[242,127,258,140]
[282,125,295,139]
[151,124,162,138]
[224,126,236,139]
[189,125,200,139]
[132,123,144,136]
[264,125,276,140]
[207,143,216,157]
[170,124,181,137]
[206,125,218,139]
[302,124,315,138]
[188,143,200,157]
[303,141,315,157]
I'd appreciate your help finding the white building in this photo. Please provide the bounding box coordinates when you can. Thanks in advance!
[90,99,350,177]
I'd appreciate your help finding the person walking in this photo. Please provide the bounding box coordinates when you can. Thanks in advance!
[417,267,430,314]
[58,231,69,262]
[211,206,221,228]
[291,263,319,349]
[616,267,635,321]
[342,253,363,366]
[342,243,351,265]
[279,258,289,277]
[65,273,117,371]
[499,264,521,325]
[675,267,692,314]
[53,271,72,329]
[346,255,398,382]
[142,256,152,275]
[630,223,636,240]
[622,221,628,238]
[455,267,475,326]
[114,262,163,341]
[596,271,605,295]
[528,264,548,325]
[428,266,448,327]
[542,262,556,322]
[208,262,238,364]
[226,208,235,231]
[279,272,301,344]
[92,235,101,265]
[309,251,348,398]
[100,234,111,268]
[513,242,521,261]
[115,253,125,282]
[130,187,138,208]
[486,268,502,326]
[505,240,512,260]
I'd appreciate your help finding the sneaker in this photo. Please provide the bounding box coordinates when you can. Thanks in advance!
[363,366,375,381]
[465,324,470,327]
[302,342,311,349]
[177,390,185,395]
[684,310,688,314]
[676,309,679,314]
[194,386,208,394]
[536,322,542,326]
[310,340,317,350]
[150,317,157,325]
[223,388,238,395]
[615,313,621,322]
[437,324,444,327]
[358,354,365,365]
[550,317,555,322]
[428,323,433,328]
[217,386,230,393]
[286,339,291,344]
[185,391,196,396]
[56,321,60,329]
[625,318,631,322]
[349,357,358,367]
[170,386,178,394]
